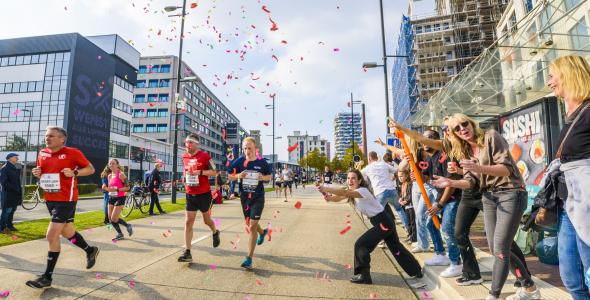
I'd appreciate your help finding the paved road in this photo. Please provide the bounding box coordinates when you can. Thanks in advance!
[0,188,419,299]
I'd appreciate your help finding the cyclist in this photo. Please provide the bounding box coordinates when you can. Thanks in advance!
[177,133,221,262]
[26,126,99,289]
[102,159,133,241]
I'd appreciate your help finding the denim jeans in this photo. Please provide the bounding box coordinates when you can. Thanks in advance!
[428,200,461,264]
[558,210,590,300]
[0,205,15,230]
[412,182,441,251]
[376,189,409,229]
[103,193,109,220]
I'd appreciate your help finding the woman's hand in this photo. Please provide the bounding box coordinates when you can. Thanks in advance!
[430,175,452,189]
[447,162,464,175]
[459,160,481,173]
[374,137,386,146]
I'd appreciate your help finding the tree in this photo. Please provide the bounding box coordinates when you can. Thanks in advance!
[329,156,346,173]
[301,148,328,172]
[4,134,33,151]
[341,143,368,170]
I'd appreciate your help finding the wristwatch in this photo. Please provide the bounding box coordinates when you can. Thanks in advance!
[73,170,79,177]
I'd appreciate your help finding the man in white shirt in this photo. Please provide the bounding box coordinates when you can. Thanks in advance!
[281,165,294,201]
[360,151,409,230]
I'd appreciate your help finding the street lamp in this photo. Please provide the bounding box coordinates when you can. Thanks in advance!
[265,95,276,187]
[167,0,188,204]
[349,93,362,162]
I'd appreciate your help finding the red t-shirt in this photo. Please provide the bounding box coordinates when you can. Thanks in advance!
[37,146,91,202]
[182,151,212,195]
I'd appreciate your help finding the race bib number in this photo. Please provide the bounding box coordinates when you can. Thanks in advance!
[40,173,60,193]
[324,176,331,182]
[243,171,260,192]
[186,174,199,186]
[109,191,118,197]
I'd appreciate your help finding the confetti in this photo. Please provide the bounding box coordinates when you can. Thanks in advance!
[287,143,299,153]
[418,161,429,170]
[70,238,77,244]
[209,264,217,270]
[281,40,288,44]
[12,108,20,116]
[213,218,221,227]
[97,92,102,97]
[294,201,302,209]
[162,229,172,237]
[128,280,136,289]
[0,290,10,298]
[339,226,352,235]
[344,263,352,269]
[255,278,264,286]
[271,55,278,62]
[515,268,522,278]
[261,5,271,13]
[333,48,340,52]
[370,292,378,299]
[244,297,252,300]
[379,223,389,231]
[421,291,433,299]
[10,235,18,241]
[112,238,118,244]
[263,122,269,126]
[190,2,198,9]
[95,273,103,279]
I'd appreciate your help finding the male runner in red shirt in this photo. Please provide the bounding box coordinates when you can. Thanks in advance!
[177,133,221,262]
[26,126,98,288]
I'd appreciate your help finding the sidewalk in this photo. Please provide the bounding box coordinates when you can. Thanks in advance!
[0,188,418,299]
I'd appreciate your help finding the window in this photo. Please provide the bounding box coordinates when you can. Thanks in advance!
[159,94,169,102]
[136,80,146,88]
[134,95,146,103]
[159,79,170,87]
[148,79,158,88]
[570,19,589,50]
[158,109,168,117]
[133,124,144,132]
[564,0,581,11]
[114,76,134,92]
[442,23,449,30]
[157,124,167,132]
[110,116,130,136]
[146,124,157,132]
[133,109,145,118]
[147,109,158,117]
[113,98,132,114]
[151,65,160,73]
[148,94,158,102]
[109,141,129,159]
[160,64,171,73]
[138,65,147,74]
[434,24,440,31]
[415,26,423,34]
[425,25,432,32]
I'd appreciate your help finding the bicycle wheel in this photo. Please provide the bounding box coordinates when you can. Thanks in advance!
[138,195,150,214]
[21,190,40,210]
[121,195,135,217]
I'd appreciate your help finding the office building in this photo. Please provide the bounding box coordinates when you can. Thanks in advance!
[287,131,330,163]
[333,112,361,158]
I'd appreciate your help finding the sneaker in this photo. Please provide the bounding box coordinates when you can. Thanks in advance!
[8,227,18,231]
[377,241,386,248]
[456,274,483,286]
[257,229,268,245]
[86,246,99,269]
[506,287,541,300]
[212,230,221,248]
[126,224,134,237]
[425,254,451,266]
[411,246,429,253]
[241,256,253,270]
[25,275,52,289]
[440,264,463,278]
[113,233,124,241]
[485,295,498,300]
[178,250,193,262]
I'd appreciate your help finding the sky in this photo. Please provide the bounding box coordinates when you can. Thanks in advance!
[0,0,436,161]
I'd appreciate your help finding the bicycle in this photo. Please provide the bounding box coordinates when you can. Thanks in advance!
[21,184,45,210]
[121,185,150,217]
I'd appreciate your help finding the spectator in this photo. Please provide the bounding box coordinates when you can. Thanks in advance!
[99,166,110,224]
[148,163,165,215]
[0,153,22,233]
[398,169,416,243]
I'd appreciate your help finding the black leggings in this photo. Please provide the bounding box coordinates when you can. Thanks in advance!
[454,189,483,278]
[354,206,422,277]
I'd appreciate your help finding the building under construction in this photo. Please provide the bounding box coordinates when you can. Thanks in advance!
[392,0,508,126]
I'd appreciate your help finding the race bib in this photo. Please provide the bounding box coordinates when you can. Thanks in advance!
[109,191,118,197]
[243,171,260,192]
[186,174,199,186]
[324,176,331,182]
[40,173,60,193]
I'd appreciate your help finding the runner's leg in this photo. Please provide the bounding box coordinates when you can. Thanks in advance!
[248,219,260,257]
[184,210,197,250]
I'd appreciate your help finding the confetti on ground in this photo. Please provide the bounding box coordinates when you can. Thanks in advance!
[209,264,217,270]
[255,278,264,286]
[162,229,172,237]
[95,273,103,279]
[244,296,252,300]
[214,218,221,227]
[344,263,352,269]
[149,221,155,225]
[421,291,433,299]
[339,226,352,235]
[111,239,118,244]
[128,280,136,289]
[10,235,18,241]
[370,292,378,299]
[0,290,10,298]
[294,201,302,209]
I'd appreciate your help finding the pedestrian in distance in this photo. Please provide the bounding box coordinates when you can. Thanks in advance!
[99,168,110,225]
[282,164,294,201]
[101,159,132,241]
[0,153,22,233]
[148,163,165,215]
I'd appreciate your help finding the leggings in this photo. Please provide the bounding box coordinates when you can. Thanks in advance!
[354,207,422,277]
[482,190,534,297]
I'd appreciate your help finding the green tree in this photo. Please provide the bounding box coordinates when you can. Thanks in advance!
[4,134,33,151]
[341,143,368,170]
[302,148,329,172]
[329,156,346,173]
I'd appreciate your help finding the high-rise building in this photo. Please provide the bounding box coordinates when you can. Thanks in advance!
[333,112,361,158]
[392,0,508,126]
[287,131,330,164]
[0,33,139,183]
[133,55,241,171]
[248,130,263,155]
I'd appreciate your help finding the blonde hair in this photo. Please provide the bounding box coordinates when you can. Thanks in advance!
[102,159,125,178]
[549,55,590,103]
[243,137,257,147]
[446,113,485,160]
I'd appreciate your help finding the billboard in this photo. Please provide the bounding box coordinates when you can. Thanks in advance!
[226,123,239,144]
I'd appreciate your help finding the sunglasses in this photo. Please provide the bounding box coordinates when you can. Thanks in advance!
[452,121,470,132]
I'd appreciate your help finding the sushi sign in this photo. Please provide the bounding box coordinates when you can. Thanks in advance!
[500,109,542,143]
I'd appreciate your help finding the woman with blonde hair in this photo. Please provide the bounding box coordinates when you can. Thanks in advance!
[547,55,590,300]
[101,159,132,241]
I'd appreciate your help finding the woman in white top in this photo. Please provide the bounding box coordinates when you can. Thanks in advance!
[318,169,423,284]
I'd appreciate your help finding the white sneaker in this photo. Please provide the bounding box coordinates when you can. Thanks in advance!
[440,264,462,278]
[506,287,541,300]
[411,246,429,253]
[485,295,498,300]
[424,254,451,266]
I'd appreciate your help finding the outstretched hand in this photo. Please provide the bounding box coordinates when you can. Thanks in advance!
[374,137,385,146]
[430,175,452,189]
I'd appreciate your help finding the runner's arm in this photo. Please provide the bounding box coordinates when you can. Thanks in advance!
[202,159,219,176]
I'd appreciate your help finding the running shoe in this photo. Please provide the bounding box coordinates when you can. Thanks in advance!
[410,246,429,253]
[440,264,463,278]
[241,256,253,270]
[86,246,99,269]
[113,233,124,241]
[257,229,268,245]
[212,230,221,248]
[126,224,134,237]
[506,287,541,300]
[455,274,483,286]
[26,275,52,289]
[424,254,451,266]
[485,295,498,300]
[178,250,193,262]
[350,273,372,284]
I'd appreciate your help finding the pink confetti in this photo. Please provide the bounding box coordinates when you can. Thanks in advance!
[0,290,10,298]
[10,235,18,241]
[95,273,103,279]
[12,108,20,116]
[209,264,217,270]
[255,278,264,286]
[70,238,77,244]
[111,239,118,244]
[344,263,352,269]
[333,48,340,52]
[370,292,378,299]
[271,55,278,62]
[339,226,352,235]
[244,297,252,300]
[213,218,221,227]
[515,268,522,278]
[128,280,135,289]
[421,291,433,299]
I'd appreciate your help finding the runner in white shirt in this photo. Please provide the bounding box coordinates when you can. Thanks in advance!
[318,169,422,284]
[274,170,282,198]
[281,165,294,201]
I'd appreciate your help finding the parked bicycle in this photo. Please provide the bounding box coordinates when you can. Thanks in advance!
[121,184,150,217]
[21,184,44,210]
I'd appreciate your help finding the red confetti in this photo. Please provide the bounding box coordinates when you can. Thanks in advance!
[294,201,302,209]
[281,40,288,44]
[439,152,447,163]
[231,168,237,176]
[370,292,378,299]
[255,278,264,286]
[10,235,18,241]
[157,29,162,36]
[261,5,271,13]
[190,3,198,9]
[271,54,278,62]
[333,48,340,52]
[269,18,279,31]
[263,122,269,126]
[97,92,102,97]
[515,268,522,278]
[379,223,389,231]
[287,143,299,153]
[339,226,352,235]
[209,264,217,270]
[418,161,429,170]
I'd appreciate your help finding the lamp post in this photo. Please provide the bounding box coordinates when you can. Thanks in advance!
[165,0,187,204]
[349,93,362,162]
[265,95,276,187]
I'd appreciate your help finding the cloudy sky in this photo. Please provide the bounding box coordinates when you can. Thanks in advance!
[0,0,435,160]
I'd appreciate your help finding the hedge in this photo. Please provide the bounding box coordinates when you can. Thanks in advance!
[24,183,98,197]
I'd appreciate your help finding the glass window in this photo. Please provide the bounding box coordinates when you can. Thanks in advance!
[8,56,16,66]
[134,95,146,103]
[147,109,158,117]
[39,54,47,63]
[35,81,43,92]
[12,82,20,93]
[53,61,63,76]
[20,82,27,93]
[146,124,157,132]
[570,19,589,50]
[16,56,24,65]
[61,62,69,75]
[159,79,170,87]
[148,94,158,102]
[0,83,4,93]
[23,55,31,65]
[160,64,171,73]
[63,52,70,61]
[45,62,54,76]
[151,65,160,73]
[31,54,39,64]
[0,57,7,66]
[55,52,64,61]
[138,65,147,74]
[564,0,581,11]
[47,53,55,62]
[159,94,169,102]
[157,124,167,132]
[133,124,144,132]
[136,80,146,88]
[148,79,158,88]
[158,109,168,117]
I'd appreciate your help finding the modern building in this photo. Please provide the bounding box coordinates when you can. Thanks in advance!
[391,0,508,126]
[133,55,241,172]
[0,33,139,184]
[333,112,361,158]
[249,130,263,155]
[286,131,330,164]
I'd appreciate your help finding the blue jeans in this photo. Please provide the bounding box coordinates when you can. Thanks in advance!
[103,193,109,220]
[412,182,441,250]
[559,210,590,300]
[428,200,461,264]
[0,205,15,230]
[376,189,409,229]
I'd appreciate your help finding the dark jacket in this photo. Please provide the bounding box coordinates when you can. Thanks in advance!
[148,168,161,191]
[0,162,23,207]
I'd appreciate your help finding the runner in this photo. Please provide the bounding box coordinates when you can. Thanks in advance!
[301,172,307,189]
[102,159,133,241]
[228,137,272,270]
[322,166,334,187]
[282,164,294,202]
[274,169,283,198]
[26,126,99,289]
[293,172,300,189]
[178,133,221,263]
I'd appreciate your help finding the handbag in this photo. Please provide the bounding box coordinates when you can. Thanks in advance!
[534,100,590,227]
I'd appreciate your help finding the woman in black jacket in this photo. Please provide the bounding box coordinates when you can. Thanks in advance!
[0,153,23,233]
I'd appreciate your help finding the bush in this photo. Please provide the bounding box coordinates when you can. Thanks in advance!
[24,183,98,196]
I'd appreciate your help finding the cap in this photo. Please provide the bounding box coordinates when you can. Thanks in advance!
[6,153,18,160]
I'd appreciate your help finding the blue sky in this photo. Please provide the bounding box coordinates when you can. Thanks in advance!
[0,0,435,160]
